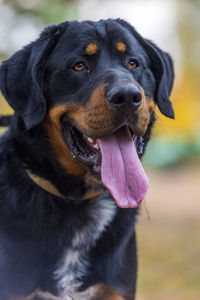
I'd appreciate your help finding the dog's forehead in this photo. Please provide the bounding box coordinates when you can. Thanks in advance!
[60,20,146,55]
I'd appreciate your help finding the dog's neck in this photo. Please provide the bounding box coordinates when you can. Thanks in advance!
[26,169,102,200]
[26,169,65,198]
[10,119,103,201]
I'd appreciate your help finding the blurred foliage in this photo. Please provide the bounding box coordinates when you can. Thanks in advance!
[148,0,200,167]
[0,90,13,114]
[143,136,200,168]
[177,0,200,76]
[155,0,200,135]
[5,0,78,24]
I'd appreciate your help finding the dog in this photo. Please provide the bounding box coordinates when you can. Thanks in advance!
[0,19,174,300]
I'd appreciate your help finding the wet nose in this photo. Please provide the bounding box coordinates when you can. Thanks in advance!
[106,86,142,110]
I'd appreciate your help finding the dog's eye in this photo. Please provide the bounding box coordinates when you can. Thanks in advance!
[128,59,139,69]
[73,62,86,71]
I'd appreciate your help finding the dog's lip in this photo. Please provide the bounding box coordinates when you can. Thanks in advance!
[61,119,145,174]
[62,120,102,174]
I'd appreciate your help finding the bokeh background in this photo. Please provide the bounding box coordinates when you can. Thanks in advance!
[0,0,200,299]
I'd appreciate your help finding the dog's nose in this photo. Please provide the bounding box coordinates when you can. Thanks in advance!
[106,86,142,110]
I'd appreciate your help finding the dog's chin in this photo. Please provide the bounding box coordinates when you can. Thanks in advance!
[61,119,146,178]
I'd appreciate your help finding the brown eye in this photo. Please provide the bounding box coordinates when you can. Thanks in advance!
[128,59,138,69]
[73,62,86,71]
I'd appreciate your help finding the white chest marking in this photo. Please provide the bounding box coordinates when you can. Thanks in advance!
[54,197,116,296]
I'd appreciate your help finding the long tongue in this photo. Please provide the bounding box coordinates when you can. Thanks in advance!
[98,126,148,208]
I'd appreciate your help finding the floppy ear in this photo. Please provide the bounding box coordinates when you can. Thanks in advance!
[142,40,175,119]
[0,22,68,129]
[116,19,175,119]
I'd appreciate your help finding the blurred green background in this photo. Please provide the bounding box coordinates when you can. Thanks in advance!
[0,0,200,299]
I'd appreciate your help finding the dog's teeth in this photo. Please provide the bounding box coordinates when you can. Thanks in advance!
[87,137,94,144]
[93,143,100,150]
[71,153,76,159]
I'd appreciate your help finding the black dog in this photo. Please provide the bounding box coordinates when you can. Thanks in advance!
[0,19,174,300]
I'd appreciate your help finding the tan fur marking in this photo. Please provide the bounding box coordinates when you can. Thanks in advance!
[71,283,125,299]
[90,283,125,299]
[67,84,116,138]
[116,42,127,52]
[19,284,125,299]
[20,290,60,300]
[67,85,154,139]
[43,105,86,177]
[147,98,155,114]
[85,43,98,55]
[27,170,65,199]
[84,173,104,200]
[134,90,155,136]
[83,190,102,200]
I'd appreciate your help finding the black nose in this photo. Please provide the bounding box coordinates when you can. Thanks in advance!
[106,86,142,110]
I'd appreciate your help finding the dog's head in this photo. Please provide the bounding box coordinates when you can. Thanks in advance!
[0,19,174,207]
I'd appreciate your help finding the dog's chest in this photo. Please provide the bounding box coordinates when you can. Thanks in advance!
[54,197,116,296]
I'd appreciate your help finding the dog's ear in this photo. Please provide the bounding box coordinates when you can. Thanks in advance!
[0,22,67,129]
[116,19,175,119]
[142,40,175,119]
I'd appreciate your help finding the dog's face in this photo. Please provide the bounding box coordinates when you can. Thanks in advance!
[43,21,157,176]
[0,19,174,207]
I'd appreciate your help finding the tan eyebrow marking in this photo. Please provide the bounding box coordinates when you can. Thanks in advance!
[85,43,98,55]
[116,42,127,52]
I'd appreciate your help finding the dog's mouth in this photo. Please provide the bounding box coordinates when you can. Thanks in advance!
[62,121,102,173]
[62,120,148,208]
[62,121,145,172]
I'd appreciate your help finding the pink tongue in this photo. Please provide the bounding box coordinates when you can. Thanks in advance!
[98,126,148,208]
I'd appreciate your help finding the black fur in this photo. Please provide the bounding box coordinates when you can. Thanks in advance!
[0,115,12,127]
[0,19,174,300]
